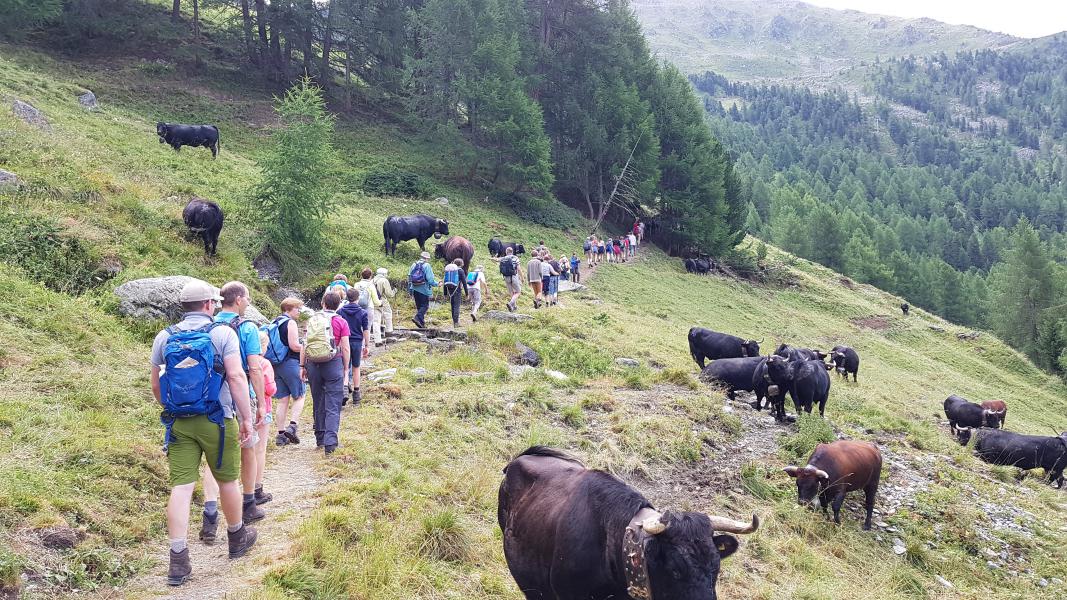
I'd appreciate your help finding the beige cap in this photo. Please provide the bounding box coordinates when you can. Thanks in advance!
[420,251,431,260]
[179,279,223,303]
[376,267,388,276]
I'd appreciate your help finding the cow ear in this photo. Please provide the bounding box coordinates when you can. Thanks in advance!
[712,535,739,560]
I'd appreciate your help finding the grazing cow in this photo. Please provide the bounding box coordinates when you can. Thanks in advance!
[683,258,711,274]
[488,238,525,258]
[499,446,758,600]
[774,344,827,362]
[156,122,220,158]
[434,235,475,271]
[954,428,1067,488]
[829,346,860,382]
[699,357,764,400]
[980,400,1008,427]
[752,358,788,422]
[900,303,910,316]
[382,214,449,256]
[944,394,1005,432]
[765,355,831,416]
[688,328,761,369]
[784,440,882,529]
[182,197,224,256]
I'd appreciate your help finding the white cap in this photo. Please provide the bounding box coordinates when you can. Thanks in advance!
[179,279,223,303]
[420,251,431,260]
[376,267,388,276]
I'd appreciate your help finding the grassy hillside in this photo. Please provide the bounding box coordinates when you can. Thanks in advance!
[2,40,1066,600]
[631,0,1018,82]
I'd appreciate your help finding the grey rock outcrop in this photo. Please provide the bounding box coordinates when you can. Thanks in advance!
[0,169,21,192]
[12,99,48,129]
[482,310,532,323]
[115,275,268,323]
[78,91,98,111]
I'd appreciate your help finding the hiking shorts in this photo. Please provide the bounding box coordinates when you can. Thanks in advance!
[530,281,542,295]
[274,356,305,399]
[168,415,240,487]
[504,275,521,295]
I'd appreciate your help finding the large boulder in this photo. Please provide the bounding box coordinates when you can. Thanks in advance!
[558,280,585,293]
[12,99,48,129]
[115,276,268,324]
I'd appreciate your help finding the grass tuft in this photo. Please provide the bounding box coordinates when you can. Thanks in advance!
[418,509,471,562]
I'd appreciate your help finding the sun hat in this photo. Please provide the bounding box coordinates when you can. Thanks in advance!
[179,279,223,303]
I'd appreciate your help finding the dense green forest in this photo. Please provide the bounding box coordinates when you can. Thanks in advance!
[691,35,1067,372]
[0,0,745,256]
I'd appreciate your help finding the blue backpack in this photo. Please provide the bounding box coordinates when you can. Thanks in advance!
[260,315,291,366]
[443,268,460,288]
[159,322,228,468]
[410,262,428,287]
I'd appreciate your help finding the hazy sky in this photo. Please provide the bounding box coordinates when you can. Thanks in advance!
[804,0,1067,38]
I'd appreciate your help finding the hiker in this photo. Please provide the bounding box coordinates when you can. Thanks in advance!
[326,273,349,303]
[638,220,646,243]
[613,238,623,263]
[537,239,547,255]
[468,264,488,321]
[527,252,543,309]
[559,258,570,283]
[598,238,607,264]
[338,288,370,405]
[150,279,257,586]
[621,235,630,262]
[271,298,305,448]
[605,238,614,263]
[373,268,395,340]
[302,291,351,455]
[355,268,382,345]
[443,257,468,328]
[201,281,269,539]
[255,331,276,508]
[546,254,561,306]
[501,247,522,312]
[583,237,592,266]
[570,252,581,284]
[540,254,553,306]
[628,232,637,257]
[408,251,438,329]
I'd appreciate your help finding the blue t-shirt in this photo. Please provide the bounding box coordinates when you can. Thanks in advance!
[570,257,579,270]
[216,312,262,400]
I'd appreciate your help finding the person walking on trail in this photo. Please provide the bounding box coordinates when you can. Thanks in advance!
[605,238,614,264]
[467,264,488,321]
[546,254,561,306]
[527,252,543,309]
[628,232,637,257]
[271,298,305,448]
[598,237,607,264]
[302,291,350,455]
[150,279,257,587]
[408,251,437,329]
[254,332,275,510]
[355,268,383,345]
[637,220,646,243]
[621,235,630,261]
[443,257,468,328]
[500,247,522,312]
[326,274,349,303]
[201,281,269,541]
[373,268,395,339]
[583,237,592,266]
[338,288,370,406]
[539,254,553,306]
[570,252,581,284]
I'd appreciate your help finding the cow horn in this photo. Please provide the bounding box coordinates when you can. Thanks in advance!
[805,465,829,479]
[641,516,668,535]
[708,513,759,535]
[783,466,800,476]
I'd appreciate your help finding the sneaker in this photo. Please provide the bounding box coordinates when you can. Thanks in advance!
[254,487,273,505]
[199,512,218,545]
[275,432,289,446]
[167,548,191,586]
[242,497,265,524]
[283,423,300,444]
[227,524,258,559]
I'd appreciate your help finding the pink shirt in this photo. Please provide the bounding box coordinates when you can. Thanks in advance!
[329,313,351,345]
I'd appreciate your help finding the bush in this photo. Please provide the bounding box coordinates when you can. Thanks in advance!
[0,212,101,294]
[418,509,470,562]
[361,168,430,198]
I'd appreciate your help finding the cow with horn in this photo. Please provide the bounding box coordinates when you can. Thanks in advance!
[944,394,1006,433]
[784,440,882,530]
[499,446,758,600]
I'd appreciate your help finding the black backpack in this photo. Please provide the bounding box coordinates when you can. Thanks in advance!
[499,256,517,277]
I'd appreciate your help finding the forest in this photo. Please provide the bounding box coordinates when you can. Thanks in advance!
[692,36,1067,373]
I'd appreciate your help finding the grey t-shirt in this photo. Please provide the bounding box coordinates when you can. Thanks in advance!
[151,312,242,419]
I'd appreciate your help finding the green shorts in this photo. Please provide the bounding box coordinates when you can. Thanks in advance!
[168,415,240,487]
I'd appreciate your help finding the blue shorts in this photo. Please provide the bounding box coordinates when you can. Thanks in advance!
[274,356,305,399]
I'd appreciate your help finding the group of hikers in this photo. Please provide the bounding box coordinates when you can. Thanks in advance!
[152,222,647,585]
[585,220,644,266]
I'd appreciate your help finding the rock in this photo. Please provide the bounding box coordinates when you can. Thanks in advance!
[892,539,906,555]
[1038,579,1049,588]
[271,286,304,303]
[12,99,48,129]
[546,370,568,382]
[935,575,954,589]
[987,561,1000,570]
[615,357,640,368]
[558,280,585,293]
[0,169,22,192]
[114,275,269,324]
[1052,578,1064,585]
[928,325,946,333]
[243,303,268,325]
[482,310,533,323]
[78,91,98,111]
[368,368,397,382]
[39,526,81,550]
[509,365,536,379]
[435,196,449,206]
[514,342,541,367]
[410,367,432,381]
[424,338,458,353]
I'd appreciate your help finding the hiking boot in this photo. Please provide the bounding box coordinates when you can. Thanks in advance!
[242,497,265,524]
[324,444,337,456]
[167,547,191,586]
[227,524,258,559]
[351,387,362,405]
[283,423,300,444]
[411,317,422,328]
[275,431,289,447]
[470,312,477,322]
[198,512,218,545]
[254,487,273,505]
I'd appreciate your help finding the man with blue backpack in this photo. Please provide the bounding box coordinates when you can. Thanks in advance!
[408,251,438,329]
[442,258,467,328]
[150,279,257,587]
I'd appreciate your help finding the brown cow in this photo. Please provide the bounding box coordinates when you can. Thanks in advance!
[980,400,1008,427]
[785,440,882,530]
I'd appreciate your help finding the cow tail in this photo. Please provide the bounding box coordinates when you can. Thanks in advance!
[214,126,221,157]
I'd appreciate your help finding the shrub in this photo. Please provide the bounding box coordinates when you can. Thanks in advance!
[361,168,429,198]
[0,212,101,294]
[560,404,585,428]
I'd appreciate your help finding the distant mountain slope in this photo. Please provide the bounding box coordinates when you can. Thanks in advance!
[632,0,1019,82]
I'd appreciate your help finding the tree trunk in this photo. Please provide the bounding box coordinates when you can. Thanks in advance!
[192,0,199,37]
[320,0,335,84]
[269,3,284,82]
[254,0,269,62]
[344,41,352,111]
[302,0,315,77]
[171,0,180,22]
[240,0,256,64]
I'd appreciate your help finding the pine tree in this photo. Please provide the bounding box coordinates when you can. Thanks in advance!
[986,218,1057,358]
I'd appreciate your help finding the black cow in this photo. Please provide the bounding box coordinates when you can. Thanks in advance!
[157,122,220,158]
[499,446,758,600]
[901,303,910,316]
[765,355,831,416]
[382,214,449,256]
[182,197,224,256]
[434,235,475,271]
[488,238,526,258]
[699,357,764,400]
[774,344,827,362]
[954,428,1067,488]
[752,358,788,422]
[944,394,1005,432]
[829,346,860,382]
[688,328,760,369]
[683,258,711,274]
